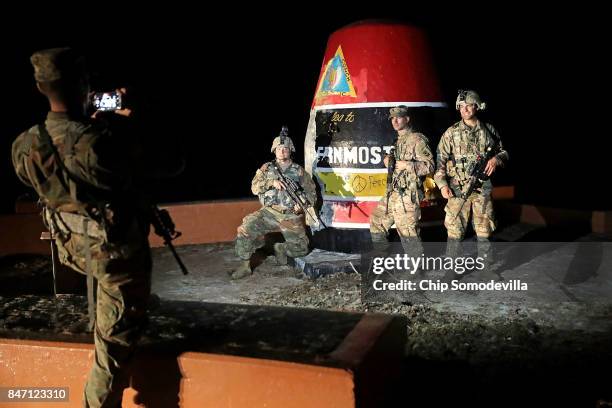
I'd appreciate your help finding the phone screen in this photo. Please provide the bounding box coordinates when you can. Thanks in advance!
[92,92,122,111]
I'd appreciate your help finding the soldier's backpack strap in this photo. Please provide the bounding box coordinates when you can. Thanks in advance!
[38,124,91,203]
[452,128,462,155]
[38,124,98,332]
[482,122,501,146]
[37,124,109,225]
[37,125,73,198]
[82,217,96,332]
[62,131,81,203]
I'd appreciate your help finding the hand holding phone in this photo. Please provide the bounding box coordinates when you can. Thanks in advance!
[92,91,122,111]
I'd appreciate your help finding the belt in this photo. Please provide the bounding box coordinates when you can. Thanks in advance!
[45,209,107,239]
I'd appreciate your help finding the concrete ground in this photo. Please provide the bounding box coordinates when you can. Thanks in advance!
[151,242,304,305]
[148,224,612,406]
[152,224,612,333]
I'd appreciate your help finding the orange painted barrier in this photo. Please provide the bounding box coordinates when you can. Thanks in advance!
[4,187,611,258]
[0,339,356,407]
[148,199,260,248]
[0,311,405,408]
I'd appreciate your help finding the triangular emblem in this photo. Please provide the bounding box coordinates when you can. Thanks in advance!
[316,46,357,98]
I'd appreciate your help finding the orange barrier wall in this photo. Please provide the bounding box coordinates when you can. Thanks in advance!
[0,313,405,408]
[0,339,354,408]
[3,187,611,257]
[0,213,49,255]
[148,199,260,248]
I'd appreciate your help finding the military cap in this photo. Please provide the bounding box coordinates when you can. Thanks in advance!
[389,105,410,119]
[30,47,86,82]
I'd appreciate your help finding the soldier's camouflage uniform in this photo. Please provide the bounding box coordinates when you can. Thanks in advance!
[370,126,434,245]
[235,161,317,261]
[435,120,509,240]
[12,48,151,408]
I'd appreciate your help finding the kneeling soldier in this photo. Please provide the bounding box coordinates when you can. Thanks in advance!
[233,127,317,279]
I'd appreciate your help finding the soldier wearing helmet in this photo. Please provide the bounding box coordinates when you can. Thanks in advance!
[434,90,509,273]
[369,105,434,257]
[232,126,317,279]
[270,126,296,153]
[455,89,487,111]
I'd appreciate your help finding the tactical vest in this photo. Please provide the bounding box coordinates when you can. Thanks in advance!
[449,122,495,183]
[260,162,303,210]
[392,133,425,194]
[18,121,138,249]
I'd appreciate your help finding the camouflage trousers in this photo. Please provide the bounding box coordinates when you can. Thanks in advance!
[235,207,309,260]
[444,193,496,240]
[57,231,152,408]
[370,191,421,242]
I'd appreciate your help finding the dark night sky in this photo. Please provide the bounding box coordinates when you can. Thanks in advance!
[1,6,609,213]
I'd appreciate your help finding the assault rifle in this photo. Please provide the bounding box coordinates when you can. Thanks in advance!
[451,145,500,219]
[268,163,326,229]
[151,206,189,275]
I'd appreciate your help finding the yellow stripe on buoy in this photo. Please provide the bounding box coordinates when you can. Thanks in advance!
[316,170,387,197]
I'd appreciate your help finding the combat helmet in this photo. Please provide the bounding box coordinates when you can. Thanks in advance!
[456,89,486,111]
[270,126,295,153]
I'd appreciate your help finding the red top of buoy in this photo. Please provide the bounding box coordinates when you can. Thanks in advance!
[312,21,443,108]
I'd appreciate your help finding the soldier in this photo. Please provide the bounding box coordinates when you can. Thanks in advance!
[369,106,435,253]
[434,90,509,272]
[12,47,152,407]
[233,128,317,280]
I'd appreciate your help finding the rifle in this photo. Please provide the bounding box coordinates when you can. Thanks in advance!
[151,206,189,275]
[385,148,397,214]
[451,145,500,219]
[268,162,327,229]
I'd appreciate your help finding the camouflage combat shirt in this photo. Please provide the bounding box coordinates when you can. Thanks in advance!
[12,111,143,245]
[390,127,435,194]
[251,161,317,212]
[434,120,509,195]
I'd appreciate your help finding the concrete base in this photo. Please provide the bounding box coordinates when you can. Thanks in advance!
[0,299,406,408]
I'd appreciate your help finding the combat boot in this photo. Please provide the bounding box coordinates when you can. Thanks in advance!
[466,237,502,282]
[274,243,288,265]
[401,237,425,278]
[362,237,389,274]
[441,239,463,283]
[231,260,252,280]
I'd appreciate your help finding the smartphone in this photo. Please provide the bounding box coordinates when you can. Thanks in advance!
[92,91,122,111]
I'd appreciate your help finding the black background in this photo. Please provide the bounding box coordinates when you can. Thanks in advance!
[1,6,608,213]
